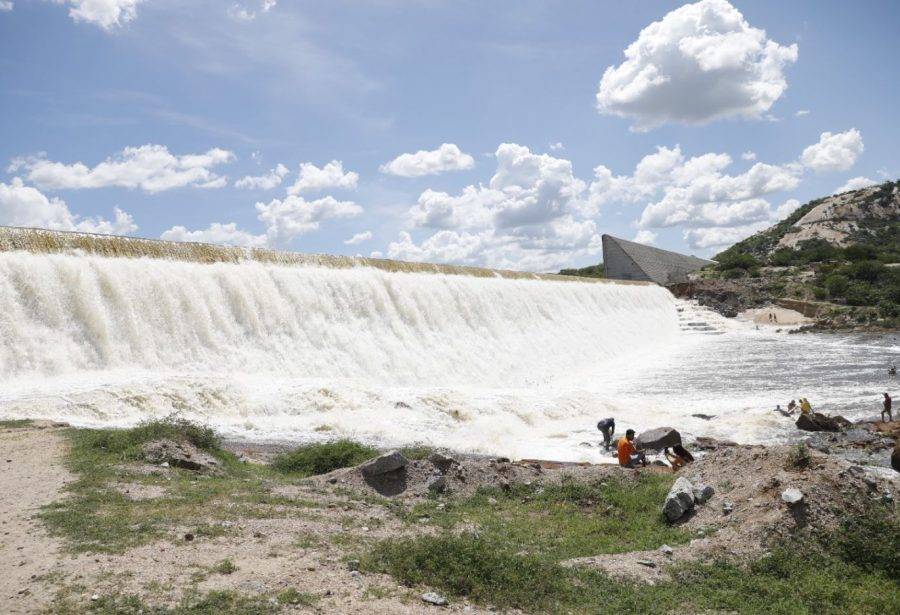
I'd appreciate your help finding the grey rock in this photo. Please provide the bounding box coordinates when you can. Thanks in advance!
[141,439,220,473]
[692,483,715,504]
[637,559,657,568]
[359,451,408,478]
[428,452,458,473]
[421,592,448,606]
[781,488,804,505]
[636,427,682,451]
[722,500,734,515]
[663,477,695,522]
[659,544,674,555]
[796,412,851,432]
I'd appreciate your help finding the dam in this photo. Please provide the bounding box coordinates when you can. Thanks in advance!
[0,227,895,460]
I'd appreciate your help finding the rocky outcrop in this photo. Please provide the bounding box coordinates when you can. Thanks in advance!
[141,439,221,473]
[636,427,681,451]
[359,451,408,478]
[663,477,696,522]
[796,412,851,432]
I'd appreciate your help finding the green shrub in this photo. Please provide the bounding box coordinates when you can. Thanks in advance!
[824,273,849,298]
[833,505,900,574]
[843,244,879,261]
[718,252,759,271]
[82,415,220,458]
[271,439,378,476]
[847,260,886,282]
[786,443,812,470]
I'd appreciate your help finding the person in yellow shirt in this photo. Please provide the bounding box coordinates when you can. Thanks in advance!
[800,398,812,415]
[617,429,646,468]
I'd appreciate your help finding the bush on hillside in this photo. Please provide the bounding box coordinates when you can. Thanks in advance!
[84,415,221,456]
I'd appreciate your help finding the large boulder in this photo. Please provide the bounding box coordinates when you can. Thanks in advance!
[796,412,851,432]
[663,477,695,522]
[359,451,408,478]
[636,427,682,451]
[141,439,220,473]
[891,444,900,473]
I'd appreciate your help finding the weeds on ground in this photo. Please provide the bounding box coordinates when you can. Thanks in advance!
[49,589,280,614]
[365,500,900,614]
[786,443,813,470]
[210,559,238,575]
[405,474,689,560]
[270,439,378,476]
[276,587,317,606]
[0,418,34,428]
[397,444,436,460]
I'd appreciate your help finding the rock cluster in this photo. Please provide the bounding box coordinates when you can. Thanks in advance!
[141,439,220,473]
[795,412,851,432]
[662,476,714,522]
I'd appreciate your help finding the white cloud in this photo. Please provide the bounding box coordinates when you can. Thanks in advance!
[54,0,142,30]
[287,161,358,195]
[834,176,876,194]
[344,230,372,245]
[256,194,362,244]
[0,2,13,12]
[228,0,277,21]
[13,145,234,193]
[795,109,810,117]
[234,163,289,190]
[549,142,565,151]
[596,0,797,130]
[380,143,475,178]
[0,178,136,235]
[741,151,756,161]
[160,222,267,247]
[774,198,802,219]
[800,129,864,172]
[633,230,657,245]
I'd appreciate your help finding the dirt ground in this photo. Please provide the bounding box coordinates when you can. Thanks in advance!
[1,425,897,613]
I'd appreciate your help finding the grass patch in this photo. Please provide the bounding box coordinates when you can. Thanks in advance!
[276,587,317,606]
[39,421,310,554]
[210,559,238,575]
[50,589,280,614]
[398,444,436,460]
[786,443,813,470]
[270,439,378,476]
[366,480,899,614]
[0,418,34,428]
[406,474,689,560]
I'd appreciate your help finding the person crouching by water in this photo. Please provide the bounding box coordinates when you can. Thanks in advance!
[617,429,647,468]
[787,399,797,414]
[664,445,695,471]
[800,398,813,415]
[597,418,615,450]
[883,392,893,422]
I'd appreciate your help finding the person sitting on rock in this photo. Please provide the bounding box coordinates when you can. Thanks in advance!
[787,399,797,414]
[664,444,694,471]
[882,392,893,423]
[617,429,646,468]
[597,418,615,451]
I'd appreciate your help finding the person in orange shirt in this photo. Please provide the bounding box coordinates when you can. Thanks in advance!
[617,429,646,468]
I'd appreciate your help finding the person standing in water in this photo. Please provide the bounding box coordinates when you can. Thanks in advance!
[597,418,615,451]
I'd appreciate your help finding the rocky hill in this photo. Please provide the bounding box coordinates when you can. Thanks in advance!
[677,180,900,330]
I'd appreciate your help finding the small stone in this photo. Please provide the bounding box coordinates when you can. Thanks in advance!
[91,595,100,602]
[359,451,408,478]
[421,591,449,606]
[692,484,715,504]
[347,559,360,572]
[487,497,497,505]
[659,544,674,555]
[160,462,170,468]
[722,500,734,515]
[636,559,657,568]
[184,533,194,542]
[781,488,804,505]
[328,477,337,484]
[428,475,447,494]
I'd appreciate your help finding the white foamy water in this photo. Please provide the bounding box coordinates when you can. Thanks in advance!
[1,251,897,462]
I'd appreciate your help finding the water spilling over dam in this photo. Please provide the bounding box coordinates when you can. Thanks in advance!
[1,228,896,460]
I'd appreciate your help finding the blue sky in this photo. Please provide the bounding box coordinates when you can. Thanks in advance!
[1,0,898,271]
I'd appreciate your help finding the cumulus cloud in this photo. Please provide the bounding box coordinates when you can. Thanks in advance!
[53,0,142,30]
[380,144,475,178]
[549,142,565,151]
[596,0,797,130]
[0,178,136,235]
[287,161,358,195]
[160,222,267,247]
[0,2,13,12]
[800,129,864,172]
[344,230,372,245]
[256,194,361,244]
[227,0,277,21]
[12,145,234,193]
[633,230,657,245]
[234,163,289,190]
[741,151,756,161]
[683,222,769,249]
[834,176,876,194]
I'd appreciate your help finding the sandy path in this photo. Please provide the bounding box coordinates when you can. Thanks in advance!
[0,424,72,614]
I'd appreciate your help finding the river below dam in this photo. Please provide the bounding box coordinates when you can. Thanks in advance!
[1,249,898,462]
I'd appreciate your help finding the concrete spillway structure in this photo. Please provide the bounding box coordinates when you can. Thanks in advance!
[602,234,714,286]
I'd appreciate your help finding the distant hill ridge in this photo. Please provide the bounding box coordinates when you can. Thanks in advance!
[716,180,900,262]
